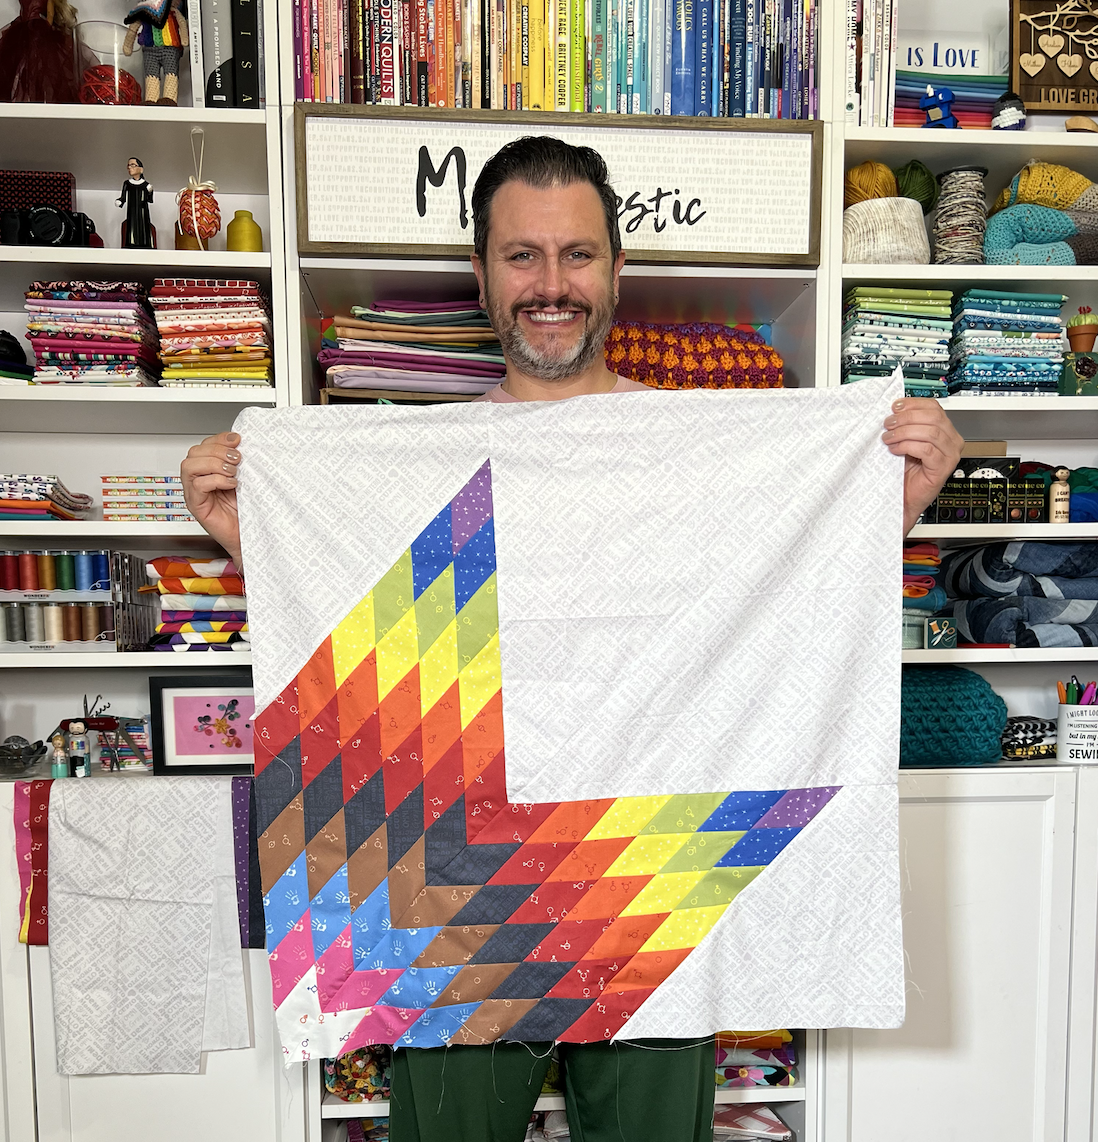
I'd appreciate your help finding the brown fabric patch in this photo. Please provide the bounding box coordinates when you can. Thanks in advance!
[259,791,305,894]
[395,884,481,928]
[452,999,539,1044]
[430,962,519,1007]
[387,834,425,922]
[307,807,347,900]
[411,924,499,967]
[347,822,389,910]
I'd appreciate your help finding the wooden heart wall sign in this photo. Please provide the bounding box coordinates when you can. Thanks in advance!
[1012,0,1098,110]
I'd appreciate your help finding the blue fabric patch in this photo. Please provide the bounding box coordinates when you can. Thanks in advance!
[310,861,352,957]
[395,1002,483,1047]
[351,879,392,965]
[263,851,310,943]
[699,790,786,832]
[716,827,801,867]
[363,926,443,970]
[454,518,496,612]
[411,506,454,600]
[377,963,463,1007]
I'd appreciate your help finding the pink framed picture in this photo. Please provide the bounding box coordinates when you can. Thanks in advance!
[149,672,255,775]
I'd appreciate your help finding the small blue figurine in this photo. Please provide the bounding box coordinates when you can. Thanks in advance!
[920,84,960,129]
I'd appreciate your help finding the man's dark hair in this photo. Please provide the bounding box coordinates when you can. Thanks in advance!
[472,136,621,265]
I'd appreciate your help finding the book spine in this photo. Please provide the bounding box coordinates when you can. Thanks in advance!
[454,0,463,106]
[190,0,207,105]
[875,0,886,125]
[201,0,236,105]
[257,0,265,104]
[636,0,647,112]
[349,0,364,98]
[614,0,624,110]
[569,0,583,110]
[730,0,744,114]
[312,0,322,98]
[368,0,379,98]
[415,0,428,101]
[463,0,473,104]
[470,0,481,102]
[843,0,855,120]
[555,0,568,108]
[519,0,529,106]
[290,0,302,99]
[505,0,514,106]
[319,0,329,99]
[402,0,412,101]
[671,0,693,112]
[885,0,896,126]
[647,0,660,111]
[662,0,671,110]
[342,0,351,102]
[378,0,396,99]
[780,0,790,116]
[585,0,592,108]
[490,0,501,106]
[606,0,617,109]
[695,0,709,113]
[744,0,753,113]
[590,0,605,109]
[720,0,729,114]
[862,0,873,127]
[527,0,541,105]
[478,0,488,104]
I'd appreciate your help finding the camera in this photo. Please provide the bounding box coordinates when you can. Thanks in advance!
[0,206,101,247]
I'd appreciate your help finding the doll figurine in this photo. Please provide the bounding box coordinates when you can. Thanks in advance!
[1051,467,1072,524]
[50,731,68,779]
[0,0,81,103]
[67,719,89,778]
[122,0,188,106]
[117,156,156,248]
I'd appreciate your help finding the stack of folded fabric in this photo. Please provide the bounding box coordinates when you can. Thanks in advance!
[1001,715,1057,762]
[146,556,248,652]
[0,474,93,520]
[841,287,952,398]
[0,330,33,384]
[947,290,1066,395]
[893,70,1008,129]
[715,1030,796,1088]
[318,299,506,395]
[22,280,159,386]
[985,163,1098,267]
[942,541,1098,647]
[149,279,273,388]
[904,541,945,613]
[713,1105,793,1140]
[100,475,194,522]
[100,716,154,771]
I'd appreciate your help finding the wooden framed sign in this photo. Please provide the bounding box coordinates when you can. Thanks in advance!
[1011,0,1098,112]
[295,106,824,266]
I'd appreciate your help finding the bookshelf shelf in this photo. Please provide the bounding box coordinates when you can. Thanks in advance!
[909,524,1098,540]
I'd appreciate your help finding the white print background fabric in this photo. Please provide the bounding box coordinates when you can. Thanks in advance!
[236,379,906,1032]
[48,777,250,1074]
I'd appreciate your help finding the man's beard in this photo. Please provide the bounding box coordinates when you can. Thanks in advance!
[485,286,617,382]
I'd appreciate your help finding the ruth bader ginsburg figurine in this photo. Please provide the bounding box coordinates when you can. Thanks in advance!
[117,156,155,248]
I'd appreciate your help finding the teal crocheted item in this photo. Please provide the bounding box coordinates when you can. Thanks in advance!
[985,204,1077,265]
[900,666,1007,767]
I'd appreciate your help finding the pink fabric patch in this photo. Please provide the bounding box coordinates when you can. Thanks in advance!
[339,1006,425,1053]
[327,968,401,1013]
[315,925,355,1011]
[13,782,31,930]
[269,912,315,1002]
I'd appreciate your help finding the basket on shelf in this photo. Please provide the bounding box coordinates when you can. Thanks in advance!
[842,197,931,264]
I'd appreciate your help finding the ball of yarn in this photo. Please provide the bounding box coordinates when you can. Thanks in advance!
[843,197,931,264]
[900,666,1007,766]
[844,161,899,210]
[893,159,939,215]
[178,188,221,244]
[934,166,988,265]
[79,65,142,106]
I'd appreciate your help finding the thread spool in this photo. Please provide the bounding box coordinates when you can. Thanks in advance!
[0,554,17,591]
[62,603,82,641]
[99,605,115,642]
[843,161,899,210]
[80,603,100,642]
[74,551,94,592]
[933,166,989,265]
[37,552,57,591]
[4,603,24,642]
[24,603,43,642]
[55,551,75,591]
[893,159,939,215]
[91,551,111,591]
[18,552,39,592]
[43,604,63,642]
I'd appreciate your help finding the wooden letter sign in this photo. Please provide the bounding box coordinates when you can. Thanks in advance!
[1011,0,1098,111]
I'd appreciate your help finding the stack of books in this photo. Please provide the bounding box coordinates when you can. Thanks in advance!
[292,0,820,117]
[100,476,194,523]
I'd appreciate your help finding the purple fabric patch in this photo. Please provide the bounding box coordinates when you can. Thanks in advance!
[754,786,841,829]
[231,776,251,947]
[451,460,494,553]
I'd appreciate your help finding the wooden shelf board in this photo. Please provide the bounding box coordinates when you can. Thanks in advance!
[0,521,210,539]
[903,648,1098,664]
[843,264,1098,285]
[932,396,1098,440]
[0,104,265,125]
[0,651,251,667]
[909,524,1098,540]
[0,248,270,269]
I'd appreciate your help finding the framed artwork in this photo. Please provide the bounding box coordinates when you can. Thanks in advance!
[149,672,255,776]
[1011,0,1098,112]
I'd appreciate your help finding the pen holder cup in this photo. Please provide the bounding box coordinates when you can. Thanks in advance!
[1057,704,1098,764]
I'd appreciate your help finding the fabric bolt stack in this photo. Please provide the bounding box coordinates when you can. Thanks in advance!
[0,474,92,521]
[23,280,159,386]
[713,1105,793,1140]
[985,163,1098,266]
[904,541,945,613]
[840,288,952,398]
[146,557,248,652]
[0,329,33,384]
[100,718,153,771]
[319,299,506,395]
[942,541,1098,648]
[100,475,194,522]
[715,1030,796,1089]
[947,290,1066,395]
[893,70,1008,129]
[1001,715,1057,762]
[149,279,273,388]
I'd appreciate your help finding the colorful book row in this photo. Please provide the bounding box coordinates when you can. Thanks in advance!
[292,0,819,117]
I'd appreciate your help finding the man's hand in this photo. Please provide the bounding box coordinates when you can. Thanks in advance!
[881,398,965,534]
[181,431,243,565]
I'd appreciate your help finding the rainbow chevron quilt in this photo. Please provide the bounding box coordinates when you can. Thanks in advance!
[237,381,906,1063]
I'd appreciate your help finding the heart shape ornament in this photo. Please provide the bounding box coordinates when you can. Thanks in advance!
[1020,52,1046,75]
[1091,60,1098,81]
[1059,52,1083,76]
[1039,33,1065,55]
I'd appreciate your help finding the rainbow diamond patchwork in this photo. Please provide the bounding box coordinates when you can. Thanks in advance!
[253,460,840,1054]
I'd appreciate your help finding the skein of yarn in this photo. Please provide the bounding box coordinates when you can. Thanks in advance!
[933,166,988,265]
[893,159,939,214]
[844,161,899,209]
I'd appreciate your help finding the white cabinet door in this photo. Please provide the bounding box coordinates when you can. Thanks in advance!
[822,768,1076,1142]
[1067,766,1098,1142]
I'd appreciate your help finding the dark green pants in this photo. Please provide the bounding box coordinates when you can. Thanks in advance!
[390,1038,714,1142]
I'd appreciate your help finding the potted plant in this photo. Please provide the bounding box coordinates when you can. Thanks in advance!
[1067,306,1098,352]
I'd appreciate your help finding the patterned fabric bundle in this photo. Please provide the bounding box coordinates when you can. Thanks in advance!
[893,70,1008,129]
[715,1062,796,1088]
[23,281,159,386]
[149,279,273,388]
[0,473,92,520]
[947,290,1066,395]
[840,288,951,399]
[100,474,193,522]
[319,299,506,395]
[985,164,1098,266]
[146,555,248,651]
[902,541,945,615]
[1001,716,1057,762]
[323,1045,391,1102]
[604,321,784,389]
[713,1104,793,1140]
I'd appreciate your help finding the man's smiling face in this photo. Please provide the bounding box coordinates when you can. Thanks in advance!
[475,179,624,382]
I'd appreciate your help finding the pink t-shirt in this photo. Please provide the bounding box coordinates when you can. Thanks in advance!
[473,375,650,401]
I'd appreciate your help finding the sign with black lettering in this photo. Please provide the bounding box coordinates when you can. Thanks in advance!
[295,106,823,265]
[1011,0,1098,112]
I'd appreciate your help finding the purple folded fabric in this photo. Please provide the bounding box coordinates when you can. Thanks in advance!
[159,610,248,622]
[317,348,505,377]
[373,299,483,312]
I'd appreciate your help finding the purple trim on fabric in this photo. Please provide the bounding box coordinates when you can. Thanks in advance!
[451,460,494,553]
[232,776,251,947]
[754,786,842,828]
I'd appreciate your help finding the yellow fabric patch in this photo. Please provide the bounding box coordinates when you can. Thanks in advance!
[640,905,728,952]
[419,621,459,715]
[331,592,375,688]
[620,871,707,916]
[375,606,420,701]
[586,796,673,840]
[459,632,501,728]
[604,833,689,876]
